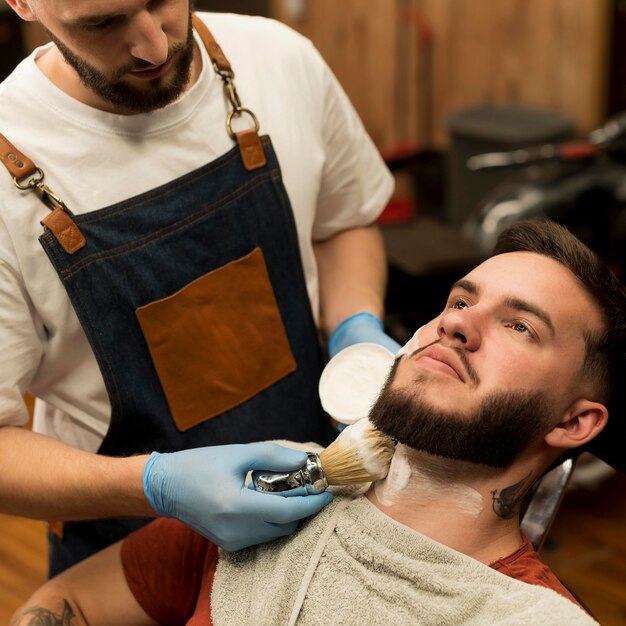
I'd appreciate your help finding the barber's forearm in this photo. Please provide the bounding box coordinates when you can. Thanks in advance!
[0,426,153,520]
[313,224,387,334]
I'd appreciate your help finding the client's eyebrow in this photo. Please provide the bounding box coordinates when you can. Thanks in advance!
[451,279,555,337]
[504,297,555,337]
[451,279,478,295]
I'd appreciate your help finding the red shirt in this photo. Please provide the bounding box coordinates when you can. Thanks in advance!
[489,535,581,607]
[121,518,582,625]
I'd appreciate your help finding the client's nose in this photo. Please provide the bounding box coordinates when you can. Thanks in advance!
[437,309,480,351]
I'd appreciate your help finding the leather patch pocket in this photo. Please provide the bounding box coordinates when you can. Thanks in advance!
[136,247,296,431]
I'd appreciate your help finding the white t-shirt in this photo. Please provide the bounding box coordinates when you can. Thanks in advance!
[0,13,393,450]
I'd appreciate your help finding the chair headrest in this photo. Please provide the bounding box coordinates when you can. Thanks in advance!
[581,417,626,475]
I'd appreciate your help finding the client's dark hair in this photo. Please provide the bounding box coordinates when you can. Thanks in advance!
[493,219,626,471]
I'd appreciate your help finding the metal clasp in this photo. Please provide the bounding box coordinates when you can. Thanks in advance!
[215,68,243,112]
[34,181,73,214]
[213,63,260,139]
[13,167,44,190]
[12,166,73,214]
[226,108,261,139]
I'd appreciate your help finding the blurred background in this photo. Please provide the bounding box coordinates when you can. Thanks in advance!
[1,0,625,623]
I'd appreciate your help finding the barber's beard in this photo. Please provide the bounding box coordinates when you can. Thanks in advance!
[369,361,556,468]
[44,14,195,114]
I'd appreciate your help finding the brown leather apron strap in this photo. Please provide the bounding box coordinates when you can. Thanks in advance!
[192,13,232,73]
[0,133,40,181]
[192,13,266,171]
[0,132,86,255]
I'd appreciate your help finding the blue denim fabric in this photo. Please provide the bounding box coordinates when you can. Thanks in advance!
[40,138,334,575]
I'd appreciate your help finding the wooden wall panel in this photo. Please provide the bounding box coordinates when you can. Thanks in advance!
[272,0,403,149]
[271,0,611,150]
[423,0,611,147]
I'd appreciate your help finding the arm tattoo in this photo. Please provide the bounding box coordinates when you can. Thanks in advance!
[10,599,90,626]
[490,471,533,519]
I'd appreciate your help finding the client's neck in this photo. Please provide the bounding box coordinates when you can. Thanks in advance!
[366,444,536,564]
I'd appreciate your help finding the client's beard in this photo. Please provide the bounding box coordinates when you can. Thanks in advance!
[369,361,555,468]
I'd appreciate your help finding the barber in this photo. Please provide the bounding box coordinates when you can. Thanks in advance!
[0,2,400,575]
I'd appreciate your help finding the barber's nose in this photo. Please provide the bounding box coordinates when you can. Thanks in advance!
[437,308,481,351]
[127,13,169,66]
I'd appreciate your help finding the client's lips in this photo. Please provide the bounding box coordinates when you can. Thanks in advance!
[415,344,467,382]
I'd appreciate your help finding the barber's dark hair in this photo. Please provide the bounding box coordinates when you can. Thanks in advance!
[492,218,626,472]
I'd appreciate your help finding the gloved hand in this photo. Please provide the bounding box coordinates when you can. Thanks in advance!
[328,312,401,358]
[143,443,333,551]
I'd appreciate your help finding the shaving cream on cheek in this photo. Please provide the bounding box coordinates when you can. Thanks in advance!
[337,418,392,477]
[397,325,423,357]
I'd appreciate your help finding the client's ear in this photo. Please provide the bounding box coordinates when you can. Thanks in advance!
[544,399,609,450]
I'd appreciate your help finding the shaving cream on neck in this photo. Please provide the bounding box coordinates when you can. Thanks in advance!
[374,444,484,519]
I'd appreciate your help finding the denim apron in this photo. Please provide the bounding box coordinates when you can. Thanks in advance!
[0,17,333,575]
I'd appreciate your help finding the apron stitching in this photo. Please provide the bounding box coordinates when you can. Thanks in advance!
[72,281,125,416]
[77,163,280,226]
[76,139,274,225]
[58,172,282,279]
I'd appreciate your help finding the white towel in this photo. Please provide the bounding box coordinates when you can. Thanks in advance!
[212,490,598,625]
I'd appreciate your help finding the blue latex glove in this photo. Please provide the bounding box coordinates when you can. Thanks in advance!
[328,312,401,358]
[143,443,333,551]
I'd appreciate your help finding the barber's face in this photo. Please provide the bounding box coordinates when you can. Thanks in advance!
[26,0,195,113]
[370,252,604,467]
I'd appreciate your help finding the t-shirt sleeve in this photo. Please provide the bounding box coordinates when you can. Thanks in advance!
[0,218,43,425]
[121,518,218,625]
[307,45,394,241]
[490,536,584,610]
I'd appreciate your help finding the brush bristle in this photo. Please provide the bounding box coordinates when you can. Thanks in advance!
[319,419,395,485]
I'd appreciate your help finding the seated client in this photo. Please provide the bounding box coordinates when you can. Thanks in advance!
[12,219,625,625]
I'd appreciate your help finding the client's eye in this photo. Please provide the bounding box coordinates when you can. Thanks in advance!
[450,298,469,310]
[511,322,533,337]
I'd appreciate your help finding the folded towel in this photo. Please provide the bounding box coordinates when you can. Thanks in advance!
[212,491,597,625]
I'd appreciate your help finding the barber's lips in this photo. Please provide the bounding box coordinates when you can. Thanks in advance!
[414,346,465,382]
[129,59,171,80]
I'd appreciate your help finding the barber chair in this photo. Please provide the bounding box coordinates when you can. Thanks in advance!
[520,458,576,551]
[520,456,603,619]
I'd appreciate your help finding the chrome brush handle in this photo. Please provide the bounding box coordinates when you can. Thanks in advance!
[252,452,328,494]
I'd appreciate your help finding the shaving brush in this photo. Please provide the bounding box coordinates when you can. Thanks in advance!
[252,418,396,494]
